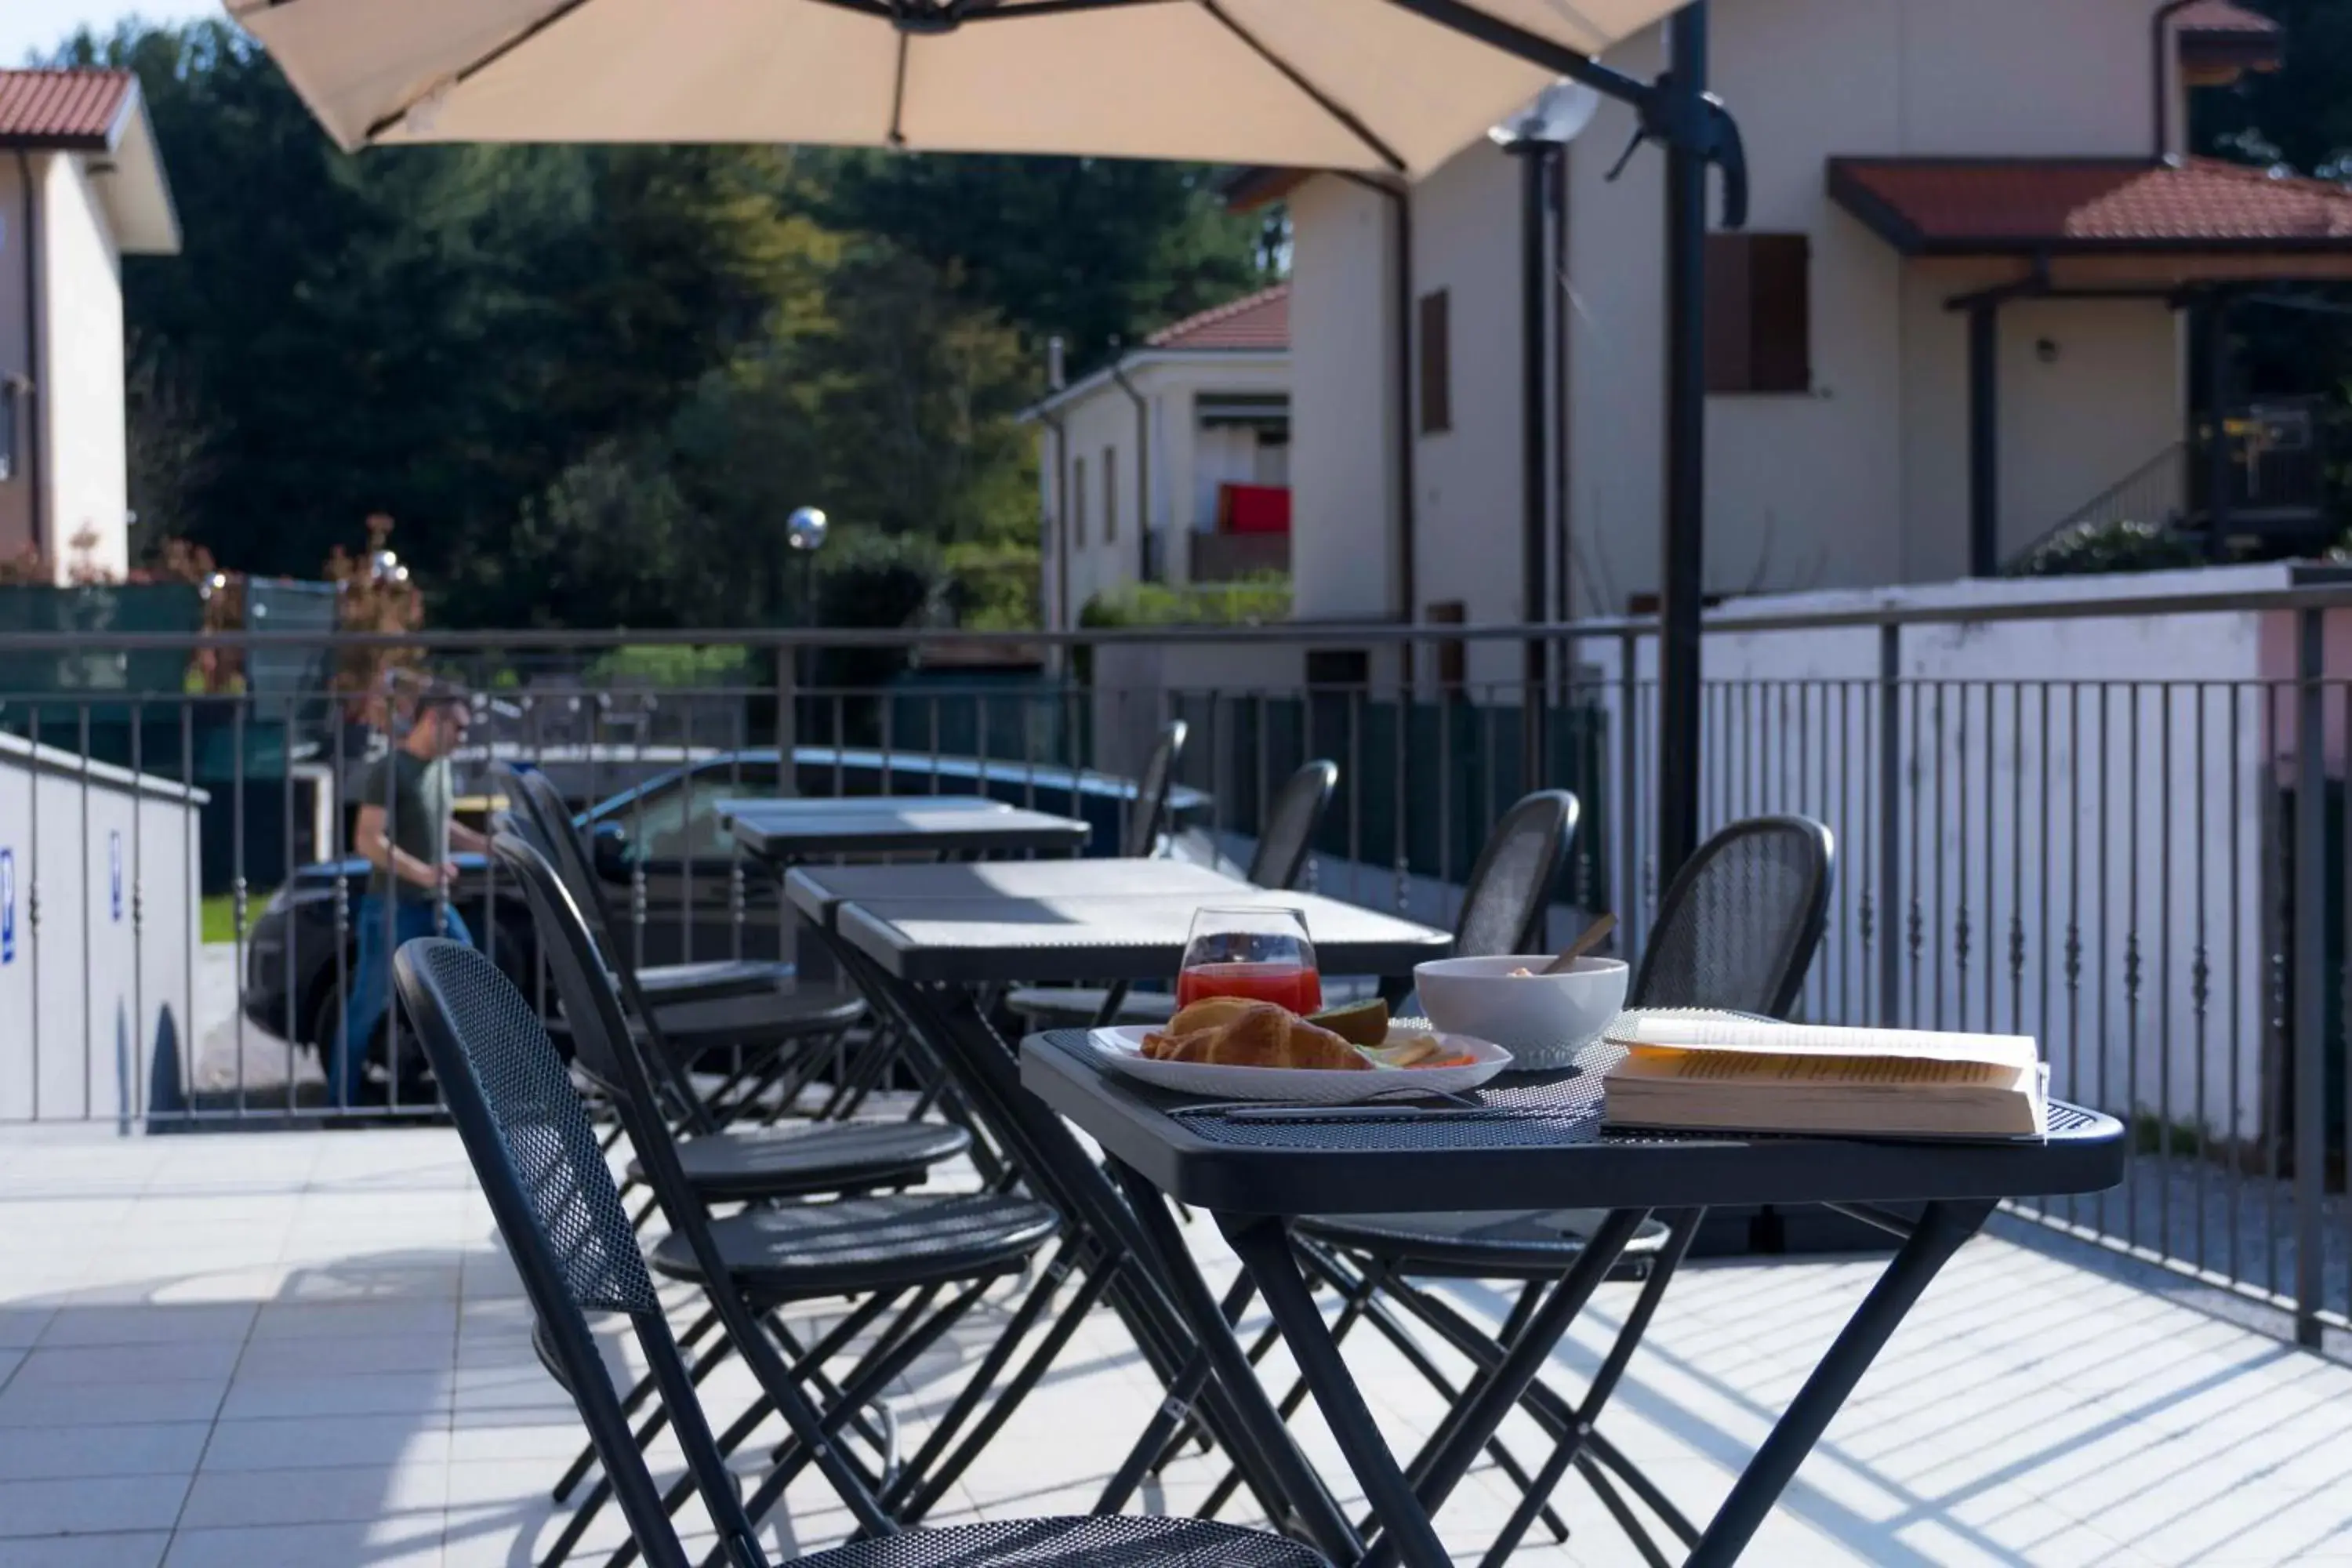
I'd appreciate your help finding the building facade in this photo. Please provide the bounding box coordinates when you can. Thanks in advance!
[0,70,180,584]
[1025,287,1290,631]
[1244,0,2336,687]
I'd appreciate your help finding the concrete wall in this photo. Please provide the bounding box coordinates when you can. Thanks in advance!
[1584,565,2293,1143]
[0,731,205,1125]
[1281,0,2182,634]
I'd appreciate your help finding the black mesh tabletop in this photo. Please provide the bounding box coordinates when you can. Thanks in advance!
[786,858,1248,925]
[724,798,1091,859]
[1018,1029,2126,1218]
[836,893,1451,985]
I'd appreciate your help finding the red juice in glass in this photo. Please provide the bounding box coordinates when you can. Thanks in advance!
[1175,961,1323,1014]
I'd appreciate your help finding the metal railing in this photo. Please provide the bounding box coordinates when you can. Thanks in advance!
[5,581,2352,1348]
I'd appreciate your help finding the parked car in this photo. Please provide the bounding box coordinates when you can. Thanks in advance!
[241,746,1205,1063]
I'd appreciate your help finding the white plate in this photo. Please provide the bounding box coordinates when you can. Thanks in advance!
[1086,1025,1512,1104]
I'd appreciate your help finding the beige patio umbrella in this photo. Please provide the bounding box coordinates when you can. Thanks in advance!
[223,0,1684,178]
[230,0,1743,879]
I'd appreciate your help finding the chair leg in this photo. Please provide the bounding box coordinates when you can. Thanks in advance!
[882,1235,1083,1511]
[550,1306,724,1504]
[1477,1208,1702,1566]
[898,1248,1120,1525]
[717,1276,1003,1565]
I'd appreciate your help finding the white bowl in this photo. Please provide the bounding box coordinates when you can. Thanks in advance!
[1412,955,1630,1069]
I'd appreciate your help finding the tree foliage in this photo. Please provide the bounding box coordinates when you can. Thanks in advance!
[56,20,1276,629]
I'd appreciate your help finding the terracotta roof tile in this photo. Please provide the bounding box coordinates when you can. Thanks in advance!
[2176,0,2280,37]
[1829,157,2352,252]
[0,69,137,148]
[1146,285,1290,350]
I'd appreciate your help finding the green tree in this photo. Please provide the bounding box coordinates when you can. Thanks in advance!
[819,153,1279,372]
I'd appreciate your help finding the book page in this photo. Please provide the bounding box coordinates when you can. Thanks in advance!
[1613,1017,2038,1072]
[1610,1051,2027,1087]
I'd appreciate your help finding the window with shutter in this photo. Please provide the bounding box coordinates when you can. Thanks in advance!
[1102,446,1119,542]
[1072,456,1087,547]
[1705,234,1810,394]
[1418,290,1452,434]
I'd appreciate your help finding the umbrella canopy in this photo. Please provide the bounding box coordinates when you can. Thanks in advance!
[224,0,1679,176]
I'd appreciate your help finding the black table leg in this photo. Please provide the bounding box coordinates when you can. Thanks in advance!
[1111,1164,1365,1563]
[1686,1197,1994,1566]
[1360,1207,1649,1568]
[1220,1213,1454,1568]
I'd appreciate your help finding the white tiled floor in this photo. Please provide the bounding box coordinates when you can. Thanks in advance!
[3,1126,2350,1566]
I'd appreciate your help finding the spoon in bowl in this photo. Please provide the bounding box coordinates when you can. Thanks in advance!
[1537,913,1617,975]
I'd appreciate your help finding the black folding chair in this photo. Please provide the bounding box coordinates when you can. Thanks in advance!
[394,935,1327,1568]
[499,764,867,1123]
[1120,717,1189,860]
[1008,758,1338,1031]
[1276,815,1837,1565]
[491,831,1064,1565]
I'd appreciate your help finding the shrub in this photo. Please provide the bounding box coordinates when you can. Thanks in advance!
[2004,519,2204,579]
[1080,574,1291,628]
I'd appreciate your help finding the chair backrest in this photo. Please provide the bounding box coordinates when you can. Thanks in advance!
[391,938,768,1568]
[1247,760,1338,890]
[488,831,900,1541]
[1631,814,1835,1019]
[492,793,713,1133]
[495,764,617,948]
[1121,718,1189,858]
[1452,790,1579,959]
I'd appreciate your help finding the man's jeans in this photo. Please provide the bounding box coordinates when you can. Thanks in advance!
[335,895,472,1108]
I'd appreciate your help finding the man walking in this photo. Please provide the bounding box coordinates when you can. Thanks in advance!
[334,688,487,1109]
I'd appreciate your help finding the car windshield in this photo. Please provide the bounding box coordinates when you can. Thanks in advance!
[606,761,779,862]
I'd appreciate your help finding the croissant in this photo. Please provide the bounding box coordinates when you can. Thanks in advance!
[1141,1003,1372,1071]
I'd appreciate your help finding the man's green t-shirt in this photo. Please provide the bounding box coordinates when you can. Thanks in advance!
[352,749,453,902]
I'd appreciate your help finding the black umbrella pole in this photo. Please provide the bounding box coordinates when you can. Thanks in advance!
[1518,140,1550,794]
[1656,0,1710,884]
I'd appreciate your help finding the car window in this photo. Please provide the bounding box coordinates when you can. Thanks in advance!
[609,762,779,863]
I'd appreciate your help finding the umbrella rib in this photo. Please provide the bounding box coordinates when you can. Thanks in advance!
[889,31,911,145]
[1193,0,1406,173]
[359,0,605,143]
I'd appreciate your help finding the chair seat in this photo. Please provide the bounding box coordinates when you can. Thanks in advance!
[1293,1209,1671,1279]
[635,984,866,1052]
[1004,986,1175,1027]
[633,957,797,1004]
[635,1120,970,1201]
[800,1517,1327,1567]
[650,1193,1058,1300]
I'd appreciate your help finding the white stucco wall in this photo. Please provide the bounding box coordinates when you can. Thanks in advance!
[42,153,129,583]
[0,157,31,562]
[1287,176,1400,622]
[1282,0,2183,635]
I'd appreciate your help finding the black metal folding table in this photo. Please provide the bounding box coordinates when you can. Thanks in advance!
[1018,1029,2126,1567]
[723,797,1093,861]
[793,880,1455,1546]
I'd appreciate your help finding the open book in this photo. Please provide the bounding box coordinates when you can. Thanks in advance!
[1601,1014,2048,1140]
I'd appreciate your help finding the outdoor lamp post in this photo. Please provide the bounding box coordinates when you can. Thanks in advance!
[786,504,829,713]
[1491,80,1599,793]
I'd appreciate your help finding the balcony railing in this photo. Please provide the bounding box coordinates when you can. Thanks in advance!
[7,579,2352,1349]
[1189,529,1289,583]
